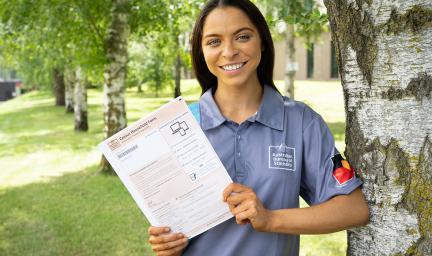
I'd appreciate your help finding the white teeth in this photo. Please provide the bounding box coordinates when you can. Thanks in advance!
[221,62,244,71]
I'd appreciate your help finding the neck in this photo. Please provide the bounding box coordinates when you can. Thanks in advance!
[214,81,263,124]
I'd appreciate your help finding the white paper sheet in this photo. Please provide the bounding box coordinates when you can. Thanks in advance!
[98,97,233,238]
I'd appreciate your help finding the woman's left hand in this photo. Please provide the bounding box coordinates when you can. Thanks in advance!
[223,183,272,232]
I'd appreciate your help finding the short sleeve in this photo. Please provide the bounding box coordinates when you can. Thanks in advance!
[300,115,362,206]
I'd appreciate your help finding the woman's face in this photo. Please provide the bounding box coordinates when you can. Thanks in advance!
[201,7,262,89]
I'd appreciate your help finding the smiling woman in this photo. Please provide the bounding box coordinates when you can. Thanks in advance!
[147,1,370,256]
[201,7,262,91]
[190,0,276,96]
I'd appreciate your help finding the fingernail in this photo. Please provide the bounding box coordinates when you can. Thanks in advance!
[164,227,170,232]
[177,233,184,238]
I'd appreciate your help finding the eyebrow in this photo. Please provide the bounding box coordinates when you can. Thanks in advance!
[203,27,254,39]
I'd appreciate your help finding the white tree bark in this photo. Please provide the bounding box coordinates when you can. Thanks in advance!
[73,67,88,131]
[284,24,296,99]
[64,68,75,113]
[324,0,432,255]
[100,0,129,173]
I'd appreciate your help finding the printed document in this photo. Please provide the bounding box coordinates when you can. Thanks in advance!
[98,97,233,238]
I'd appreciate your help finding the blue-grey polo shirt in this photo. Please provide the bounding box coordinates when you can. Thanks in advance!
[183,85,362,256]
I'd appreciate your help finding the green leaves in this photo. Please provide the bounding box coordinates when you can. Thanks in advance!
[258,0,328,44]
[0,0,200,90]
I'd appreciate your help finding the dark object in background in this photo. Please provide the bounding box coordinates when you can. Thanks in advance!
[0,81,18,101]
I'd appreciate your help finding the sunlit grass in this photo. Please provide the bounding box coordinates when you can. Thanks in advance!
[0,79,347,255]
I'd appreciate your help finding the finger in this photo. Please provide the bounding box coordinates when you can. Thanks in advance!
[227,202,235,212]
[226,191,255,205]
[223,183,251,201]
[148,226,170,236]
[235,208,255,225]
[149,233,184,245]
[156,239,189,256]
[152,236,188,252]
[232,200,255,216]
[236,217,250,225]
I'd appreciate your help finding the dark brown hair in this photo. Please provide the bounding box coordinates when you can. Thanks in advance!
[191,0,278,94]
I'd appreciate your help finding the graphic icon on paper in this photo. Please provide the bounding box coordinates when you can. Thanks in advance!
[189,172,197,181]
[108,139,121,151]
[170,121,189,136]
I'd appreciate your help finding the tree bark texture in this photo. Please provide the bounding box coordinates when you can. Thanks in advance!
[174,52,181,98]
[324,1,432,255]
[64,68,75,113]
[284,24,296,99]
[73,67,88,131]
[53,68,65,106]
[100,0,129,174]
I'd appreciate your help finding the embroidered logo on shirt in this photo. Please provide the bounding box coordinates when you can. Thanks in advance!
[269,145,295,171]
[332,154,354,185]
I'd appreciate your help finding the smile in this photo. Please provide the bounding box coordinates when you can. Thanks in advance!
[220,62,247,71]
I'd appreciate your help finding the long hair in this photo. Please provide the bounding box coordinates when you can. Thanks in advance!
[191,0,277,94]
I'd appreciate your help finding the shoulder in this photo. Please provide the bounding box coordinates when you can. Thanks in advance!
[281,96,323,131]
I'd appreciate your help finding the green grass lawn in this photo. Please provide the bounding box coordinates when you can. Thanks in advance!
[0,80,346,256]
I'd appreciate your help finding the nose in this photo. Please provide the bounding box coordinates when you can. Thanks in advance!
[222,41,239,58]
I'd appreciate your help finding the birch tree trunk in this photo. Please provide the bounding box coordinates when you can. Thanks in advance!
[53,68,65,106]
[174,52,181,98]
[73,67,88,131]
[100,0,129,174]
[284,24,296,99]
[324,1,432,255]
[64,68,75,113]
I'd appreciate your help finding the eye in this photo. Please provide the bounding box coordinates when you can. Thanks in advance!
[206,38,221,47]
[236,34,251,41]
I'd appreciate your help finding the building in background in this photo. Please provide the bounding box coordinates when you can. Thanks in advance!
[0,68,21,101]
[273,31,339,81]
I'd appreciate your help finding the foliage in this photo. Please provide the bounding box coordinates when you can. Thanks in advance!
[127,0,201,96]
[258,0,328,45]
[129,34,175,97]
[0,0,111,88]
[0,0,173,90]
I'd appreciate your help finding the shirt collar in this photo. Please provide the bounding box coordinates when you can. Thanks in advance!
[200,88,226,130]
[255,85,284,131]
[199,85,284,131]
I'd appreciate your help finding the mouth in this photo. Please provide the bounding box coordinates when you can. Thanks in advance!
[219,61,247,71]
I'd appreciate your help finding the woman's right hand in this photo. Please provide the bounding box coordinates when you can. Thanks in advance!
[148,226,188,256]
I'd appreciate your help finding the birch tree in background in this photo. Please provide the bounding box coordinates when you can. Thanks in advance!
[324,0,431,255]
[99,0,130,174]
[64,68,75,113]
[53,68,65,106]
[73,67,88,131]
[284,24,296,99]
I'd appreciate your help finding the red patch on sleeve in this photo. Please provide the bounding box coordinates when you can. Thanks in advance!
[333,166,354,185]
[332,156,354,185]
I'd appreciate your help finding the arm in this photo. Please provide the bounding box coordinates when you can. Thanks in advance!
[268,187,369,234]
[223,183,369,234]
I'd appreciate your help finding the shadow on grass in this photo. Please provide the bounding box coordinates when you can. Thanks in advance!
[0,166,153,256]
[0,103,105,156]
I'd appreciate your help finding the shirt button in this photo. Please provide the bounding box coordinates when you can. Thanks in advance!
[237,135,241,139]
[237,152,241,157]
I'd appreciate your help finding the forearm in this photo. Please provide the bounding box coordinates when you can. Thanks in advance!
[266,188,370,234]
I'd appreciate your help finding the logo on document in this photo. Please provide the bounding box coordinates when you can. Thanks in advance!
[108,139,121,151]
[170,121,189,136]
[269,145,295,171]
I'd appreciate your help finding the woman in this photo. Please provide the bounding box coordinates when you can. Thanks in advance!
[148,0,369,255]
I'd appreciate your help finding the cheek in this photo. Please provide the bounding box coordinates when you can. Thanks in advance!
[203,50,219,70]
